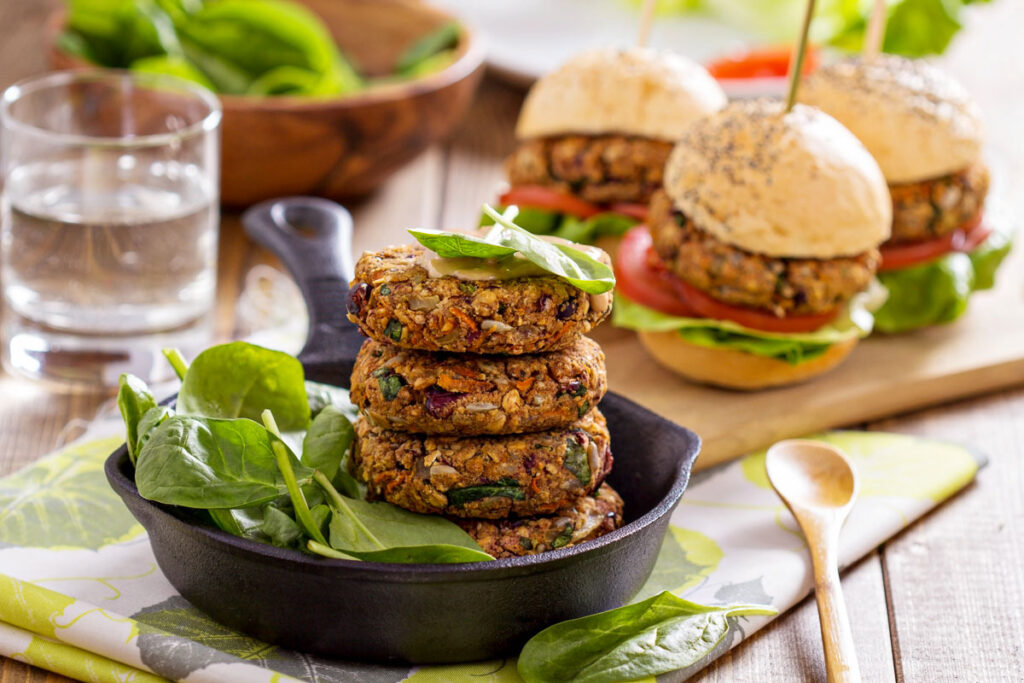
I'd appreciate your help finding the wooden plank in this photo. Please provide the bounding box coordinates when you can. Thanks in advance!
[691,553,896,682]
[870,389,1024,682]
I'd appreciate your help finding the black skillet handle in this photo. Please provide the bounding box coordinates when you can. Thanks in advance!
[241,197,365,386]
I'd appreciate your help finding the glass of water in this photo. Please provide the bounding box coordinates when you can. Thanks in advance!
[1,70,221,388]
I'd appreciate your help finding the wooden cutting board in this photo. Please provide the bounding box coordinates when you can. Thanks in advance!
[592,241,1024,472]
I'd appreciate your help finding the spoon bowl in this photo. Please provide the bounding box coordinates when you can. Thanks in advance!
[766,440,858,511]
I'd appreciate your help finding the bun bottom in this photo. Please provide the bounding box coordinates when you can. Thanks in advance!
[637,331,858,391]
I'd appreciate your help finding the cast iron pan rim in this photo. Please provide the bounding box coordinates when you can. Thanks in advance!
[104,390,696,578]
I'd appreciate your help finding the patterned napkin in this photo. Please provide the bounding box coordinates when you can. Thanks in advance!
[0,415,981,683]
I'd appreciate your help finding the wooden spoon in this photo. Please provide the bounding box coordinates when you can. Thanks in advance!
[766,439,862,683]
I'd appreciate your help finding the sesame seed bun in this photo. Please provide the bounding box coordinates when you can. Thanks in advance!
[637,331,858,390]
[515,47,727,141]
[663,99,891,259]
[801,56,984,184]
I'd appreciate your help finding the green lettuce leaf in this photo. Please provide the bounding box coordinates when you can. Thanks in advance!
[613,281,887,365]
[874,224,1012,334]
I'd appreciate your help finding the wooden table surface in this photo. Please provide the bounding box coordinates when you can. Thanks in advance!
[2,2,1022,681]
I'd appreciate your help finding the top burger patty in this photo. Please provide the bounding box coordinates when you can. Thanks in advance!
[505,134,673,205]
[888,160,989,244]
[649,191,880,317]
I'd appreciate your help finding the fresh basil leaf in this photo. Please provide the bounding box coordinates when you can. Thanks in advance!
[517,591,775,683]
[318,480,492,563]
[117,373,157,465]
[300,404,355,484]
[135,415,311,508]
[395,21,460,76]
[176,341,310,430]
[447,479,525,507]
[408,229,518,259]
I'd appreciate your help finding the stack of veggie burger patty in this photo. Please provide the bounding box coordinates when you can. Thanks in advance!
[346,235,623,558]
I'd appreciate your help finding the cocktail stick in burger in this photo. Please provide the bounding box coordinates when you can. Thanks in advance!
[489,47,726,247]
[801,56,1012,333]
[614,99,892,390]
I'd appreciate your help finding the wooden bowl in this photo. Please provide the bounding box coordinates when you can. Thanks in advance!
[48,0,485,206]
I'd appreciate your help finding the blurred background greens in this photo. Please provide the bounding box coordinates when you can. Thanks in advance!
[635,0,992,56]
[58,0,460,96]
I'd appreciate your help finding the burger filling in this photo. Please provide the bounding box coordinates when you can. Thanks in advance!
[506,134,673,205]
[648,190,879,318]
[888,160,989,245]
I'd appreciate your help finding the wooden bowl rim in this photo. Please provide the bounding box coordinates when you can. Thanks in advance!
[46,1,487,113]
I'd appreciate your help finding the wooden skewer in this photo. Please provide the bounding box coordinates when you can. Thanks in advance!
[863,0,887,60]
[637,0,657,48]
[785,0,817,113]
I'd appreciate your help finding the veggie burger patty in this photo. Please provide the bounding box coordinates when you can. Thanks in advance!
[347,244,611,354]
[351,336,607,435]
[458,483,624,558]
[505,134,674,205]
[888,160,989,244]
[352,408,613,519]
[649,190,880,316]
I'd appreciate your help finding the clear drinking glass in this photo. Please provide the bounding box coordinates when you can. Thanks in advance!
[1,70,221,387]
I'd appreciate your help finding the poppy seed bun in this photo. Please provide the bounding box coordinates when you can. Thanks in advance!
[637,331,858,390]
[663,99,891,259]
[515,47,726,141]
[800,56,984,184]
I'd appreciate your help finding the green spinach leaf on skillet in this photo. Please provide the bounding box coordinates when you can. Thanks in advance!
[117,341,493,563]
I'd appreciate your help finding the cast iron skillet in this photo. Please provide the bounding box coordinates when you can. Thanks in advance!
[105,197,701,663]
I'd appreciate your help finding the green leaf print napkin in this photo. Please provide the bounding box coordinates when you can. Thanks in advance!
[0,421,981,683]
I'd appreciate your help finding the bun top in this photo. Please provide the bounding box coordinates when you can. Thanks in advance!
[664,99,891,259]
[800,56,984,183]
[515,47,727,141]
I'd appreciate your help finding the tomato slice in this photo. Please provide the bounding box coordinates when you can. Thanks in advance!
[880,213,988,271]
[608,203,649,221]
[706,44,819,80]
[615,226,696,317]
[669,276,838,333]
[500,186,602,219]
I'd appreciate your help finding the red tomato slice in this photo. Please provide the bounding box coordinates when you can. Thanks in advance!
[669,276,839,333]
[706,44,819,80]
[880,213,988,271]
[608,203,649,221]
[615,226,696,317]
[500,186,601,219]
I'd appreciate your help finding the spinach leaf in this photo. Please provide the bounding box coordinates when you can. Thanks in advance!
[395,21,459,76]
[409,205,616,294]
[260,505,303,548]
[300,404,355,484]
[210,505,268,541]
[135,415,311,508]
[563,438,591,485]
[117,373,157,465]
[517,592,776,683]
[176,341,310,431]
[447,478,525,507]
[263,410,327,546]
[315,472,493,563]
[136,406,173,453]
[305,381,357,420]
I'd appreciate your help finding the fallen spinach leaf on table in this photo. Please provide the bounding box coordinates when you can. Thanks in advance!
[517,591,776,683]
[176,341,311,430]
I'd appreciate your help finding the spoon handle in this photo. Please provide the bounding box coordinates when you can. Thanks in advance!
[810,524,862,683]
